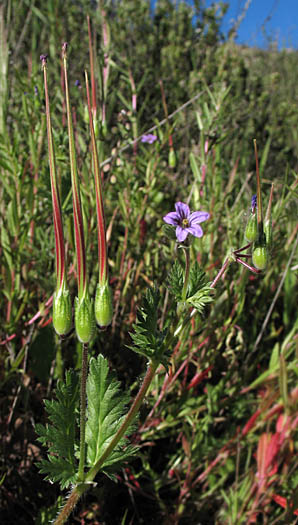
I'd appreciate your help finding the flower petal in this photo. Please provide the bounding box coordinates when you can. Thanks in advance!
[141,133,157,144]
[189,211,210,224]
[186,224,203,238]
[176,226,189,242]
[163,211,180,226]
[175,202,190,219]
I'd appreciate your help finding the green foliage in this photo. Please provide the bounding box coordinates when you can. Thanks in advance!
[168,260,214,313]
[128,287,171,368]
[1,0,298,523]
[35,370,80,489]
[86,354,137,476]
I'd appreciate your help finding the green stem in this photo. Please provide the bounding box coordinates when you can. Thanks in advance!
[78,343,89,481]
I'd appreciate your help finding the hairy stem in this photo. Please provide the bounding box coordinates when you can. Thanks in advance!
[78,343,89,481]
[54,485,85,525]
[210,258,231,288]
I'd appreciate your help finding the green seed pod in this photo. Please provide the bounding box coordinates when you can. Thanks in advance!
[245,213,257,242]
[168,149,176,168]
[252,244,268,270]
[95,281,113,327]
[53,287,72,336]
[75,294,94,343]
[264,218,272,249]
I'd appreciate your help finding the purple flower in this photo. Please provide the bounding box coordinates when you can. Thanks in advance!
[251,194,257,212]
[163,202,210,242]
[141,133,157,144]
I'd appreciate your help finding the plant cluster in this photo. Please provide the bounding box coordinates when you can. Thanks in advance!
[0,1,297,524]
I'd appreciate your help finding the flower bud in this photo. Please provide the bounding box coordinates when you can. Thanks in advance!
[252,244,268,270]
[245,213,257,242]
[53,287,72,336]
[168,149,176,168]
[95,281,113,327]
[75,294,94,343]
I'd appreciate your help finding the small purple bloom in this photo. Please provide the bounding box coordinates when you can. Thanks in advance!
[163,202,210,242]
[251,194,257,212]
[141,133,157,144]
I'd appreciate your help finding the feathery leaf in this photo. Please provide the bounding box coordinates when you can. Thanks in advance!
[128,287,170,367]
[35,369,80,489]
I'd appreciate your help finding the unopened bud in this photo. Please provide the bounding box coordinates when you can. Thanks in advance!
[95,281,113,327]
[53,287,72,336]
[75,294,94,343]
[245,212,257,242]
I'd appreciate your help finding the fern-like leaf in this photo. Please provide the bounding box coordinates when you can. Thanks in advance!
[128,287,170,367]
[168,260,213,314]
[86,354,137,474]
[188,262,208,298]
[35,369,80,489]
[167,260,184,301]
[187,262,214,313]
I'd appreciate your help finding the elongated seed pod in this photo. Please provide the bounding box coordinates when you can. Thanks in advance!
[264,218,272,249]
[95,281,113,327]
[245,212,257,242]
[53,287,72,336]
[75,294,94,343]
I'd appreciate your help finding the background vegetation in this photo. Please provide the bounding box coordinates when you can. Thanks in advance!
[0,0,297,523]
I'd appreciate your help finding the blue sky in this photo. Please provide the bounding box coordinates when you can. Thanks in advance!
[209,0,298,49]
[151,1,298,49]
